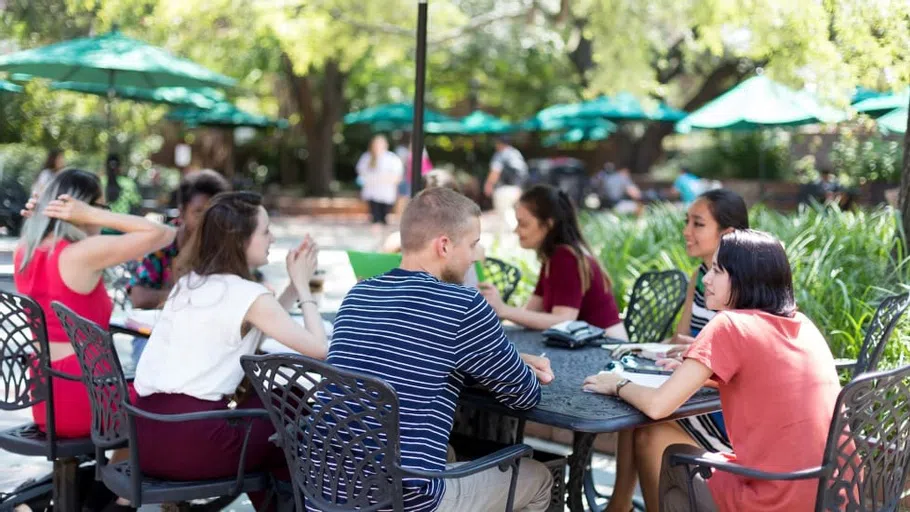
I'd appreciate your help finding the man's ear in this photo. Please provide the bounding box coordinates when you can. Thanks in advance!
[432,235,449,257]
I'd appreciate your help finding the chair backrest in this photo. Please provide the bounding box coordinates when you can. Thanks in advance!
[483,257,523,303]
[817,363,910,510]
[853,293,910,376]
[241,354,404,512]
[51,301,133,451]
[623,270,688,344]
[0,290,59,457]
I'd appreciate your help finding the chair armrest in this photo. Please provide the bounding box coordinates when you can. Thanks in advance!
[834,358,856,372]
[47,368,82,382]
[670,452,825,481]
[124,403,268,423]
[397,444,533,479]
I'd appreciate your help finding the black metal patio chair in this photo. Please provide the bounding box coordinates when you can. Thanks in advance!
[620,269,688,344]
[0,290,95,511]
[241,353,534,512]
[670,363,910,511]
[483,257,523,304]
[850,292,910,377]
[51,301,269,511]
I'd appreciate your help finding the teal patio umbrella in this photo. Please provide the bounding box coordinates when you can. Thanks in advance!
[0,30,235,89]
[675,75,848,197]
[852,88,910,118]
[344,102,452,130]
[519,116,617,133]
[51,82,223,109]
[425,110,514,135]
[675,75,847,133]
[877,107,907,134]
[167,102,287,129]
[543,124,613,147]
[536,93,686,122]
[0,79,22,93]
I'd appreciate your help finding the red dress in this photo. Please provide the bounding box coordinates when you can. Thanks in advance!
[14,239,133,438]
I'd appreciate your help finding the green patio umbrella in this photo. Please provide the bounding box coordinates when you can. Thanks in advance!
[425,110,514,135]
[535,93,686,122]
[344,102,452,129]
[877,107,907,134]
[675,75,847,133]
[519,116,617,133]
[0,79,22,93]
[51,82,223,109]
[167,101,288,129]
[852,88,910,118]
[0,29,235,89]
[543,124,613,147]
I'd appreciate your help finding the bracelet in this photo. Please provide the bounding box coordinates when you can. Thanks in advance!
[298,299,318,306]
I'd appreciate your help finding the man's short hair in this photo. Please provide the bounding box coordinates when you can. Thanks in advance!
[400,188,481,253]
[178,169,231,208]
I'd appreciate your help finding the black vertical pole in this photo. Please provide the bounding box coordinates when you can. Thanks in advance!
[411,0,429,197]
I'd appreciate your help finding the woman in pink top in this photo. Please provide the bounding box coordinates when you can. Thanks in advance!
[582,230,841,512]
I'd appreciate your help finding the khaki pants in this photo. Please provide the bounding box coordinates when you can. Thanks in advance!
[659,444,719,512]
[436,458,553,512]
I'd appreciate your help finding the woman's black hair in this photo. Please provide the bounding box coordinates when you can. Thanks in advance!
[519,184,611,291]
[177,169,231,208]
[43,148,63,171]
[697,189,749,230]
[716,229,795,317]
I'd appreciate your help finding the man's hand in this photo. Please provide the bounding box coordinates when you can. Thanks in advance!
[520,353,554,384]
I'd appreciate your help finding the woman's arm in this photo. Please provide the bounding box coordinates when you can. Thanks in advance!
[245,294,328,359]
[48,195,174,275]
[582,359,714,419]
[478,283,577,329]
[525,295,545,312]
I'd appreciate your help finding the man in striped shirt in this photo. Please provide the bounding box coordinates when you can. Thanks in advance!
[329,187,554,511]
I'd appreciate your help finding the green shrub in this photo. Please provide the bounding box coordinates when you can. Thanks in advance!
[491,203,910,366]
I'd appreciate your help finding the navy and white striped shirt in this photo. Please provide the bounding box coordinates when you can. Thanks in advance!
[327,268,541,511]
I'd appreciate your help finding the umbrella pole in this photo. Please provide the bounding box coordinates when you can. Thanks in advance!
[410,0,429,198]
[758,131,766,201]
[106,70,116,154]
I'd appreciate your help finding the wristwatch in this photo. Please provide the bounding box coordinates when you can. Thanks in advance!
[615,378,632,396]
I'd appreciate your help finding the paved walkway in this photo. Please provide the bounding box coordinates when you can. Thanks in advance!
[0,214,637,510]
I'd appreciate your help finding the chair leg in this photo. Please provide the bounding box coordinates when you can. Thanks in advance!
[52,457,81,512]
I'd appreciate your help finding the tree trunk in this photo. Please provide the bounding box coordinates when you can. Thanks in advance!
[281,54,346,196]
[628,61,749,173]
[898,94,910,244]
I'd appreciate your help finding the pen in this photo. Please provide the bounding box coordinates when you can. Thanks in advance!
[539,352,547,358]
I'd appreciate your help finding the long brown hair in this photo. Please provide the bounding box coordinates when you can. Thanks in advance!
[519,185,612,293]
[175,191,262,283]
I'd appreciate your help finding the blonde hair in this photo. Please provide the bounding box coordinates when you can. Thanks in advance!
[18,169,102,272]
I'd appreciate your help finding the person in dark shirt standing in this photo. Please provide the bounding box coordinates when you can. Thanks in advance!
[330,187,554,512]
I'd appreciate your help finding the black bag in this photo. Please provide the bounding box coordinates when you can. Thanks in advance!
[543,320,605,349]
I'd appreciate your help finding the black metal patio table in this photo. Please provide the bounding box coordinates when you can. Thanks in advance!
[460,326,721,512]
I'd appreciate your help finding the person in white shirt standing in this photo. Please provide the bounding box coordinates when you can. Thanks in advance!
[356,135,404,233]
[133,191,328,511]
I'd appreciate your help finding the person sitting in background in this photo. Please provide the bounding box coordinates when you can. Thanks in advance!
[671,166,706,205]
[128,170,231,310]
[31,148,65,197]
[100,154,142,215]
[133,192,327,511]
[15,169,175,439]
[582,230,841,512]
[598,164,643,215]
[330,187,553,511]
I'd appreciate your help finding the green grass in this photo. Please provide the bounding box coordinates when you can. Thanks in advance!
[491,203,910,366]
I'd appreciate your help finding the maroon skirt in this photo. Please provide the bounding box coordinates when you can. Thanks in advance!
[134,393,288,482]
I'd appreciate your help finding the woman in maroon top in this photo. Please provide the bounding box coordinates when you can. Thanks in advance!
[480,185,626,338]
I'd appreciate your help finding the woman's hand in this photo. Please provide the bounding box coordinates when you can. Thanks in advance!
[656,358,683,372]
[286,235,319,291]
[42,195,100,225]
[582,372,623,395]
[19,193,38,218]
[520,353,554,384]
[478,282,507,315]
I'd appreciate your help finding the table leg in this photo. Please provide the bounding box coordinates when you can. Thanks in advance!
[567,431,596,512]
[53,457,80,512]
